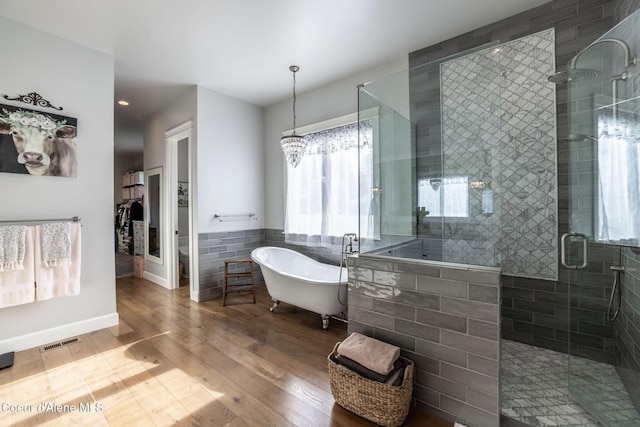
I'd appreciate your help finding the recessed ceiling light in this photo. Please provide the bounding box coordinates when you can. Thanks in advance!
[118,100,130,106]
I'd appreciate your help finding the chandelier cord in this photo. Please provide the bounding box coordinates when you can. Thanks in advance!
[280,65,305,168]
[292,69,297,134]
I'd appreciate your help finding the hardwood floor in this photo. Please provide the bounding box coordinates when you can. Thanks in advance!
[0,277,453,426]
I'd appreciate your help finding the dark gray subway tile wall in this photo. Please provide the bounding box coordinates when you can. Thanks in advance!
[618,248,640,414]
[197,228,345,301]
[613,0,640,412]
[408,0,617,363]
[348,255,502,427]
[197,229,265,301]
[264,228,344,265]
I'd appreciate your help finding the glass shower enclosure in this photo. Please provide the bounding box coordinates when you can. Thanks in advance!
[565,8,640,426]
[358,28,558,278]
[357,7,640,425]
[357,42,505,268]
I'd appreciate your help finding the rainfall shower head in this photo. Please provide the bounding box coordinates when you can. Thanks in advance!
[547,68,600,84]
[573,38,638,69]
[549,38,638,84]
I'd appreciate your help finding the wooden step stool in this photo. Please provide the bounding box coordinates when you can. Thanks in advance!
[223,259,256,306]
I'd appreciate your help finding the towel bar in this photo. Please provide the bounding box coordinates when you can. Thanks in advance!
[214,213,256,222]
[0,216,81,225]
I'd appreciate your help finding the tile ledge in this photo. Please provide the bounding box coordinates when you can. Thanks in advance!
[355,253,502,274]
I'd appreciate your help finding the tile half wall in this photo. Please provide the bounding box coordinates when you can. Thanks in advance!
[348,254,502,427]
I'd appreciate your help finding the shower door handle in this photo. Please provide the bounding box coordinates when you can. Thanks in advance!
[560,232,588,269]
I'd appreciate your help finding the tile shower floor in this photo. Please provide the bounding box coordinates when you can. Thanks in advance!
[501,340,640,427]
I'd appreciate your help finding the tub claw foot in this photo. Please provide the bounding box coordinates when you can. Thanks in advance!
[321,315,330,330]
[270,299,280,313]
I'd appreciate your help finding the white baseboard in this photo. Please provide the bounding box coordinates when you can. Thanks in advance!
[143,271,169,289]
[0,312,119,354]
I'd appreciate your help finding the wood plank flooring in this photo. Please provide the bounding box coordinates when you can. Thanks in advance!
[0,277,453,427]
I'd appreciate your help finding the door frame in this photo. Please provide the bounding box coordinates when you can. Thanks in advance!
[165,121,198,300]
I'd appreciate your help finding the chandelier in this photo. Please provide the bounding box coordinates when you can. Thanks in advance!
[281,65,306,168]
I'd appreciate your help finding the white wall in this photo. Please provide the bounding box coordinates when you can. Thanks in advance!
[262,57,408,230]
[196,86,264,233]
[142,85,263,286]
[143,87,197,283]
[0,16,118,352]
[144,88,197,172]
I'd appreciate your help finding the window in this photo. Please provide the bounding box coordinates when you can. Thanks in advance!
[596,111,640,244]
[417,176,469,217]
[285,119,373,248]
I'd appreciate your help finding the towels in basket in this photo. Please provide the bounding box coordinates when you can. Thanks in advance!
[328,333,414,427]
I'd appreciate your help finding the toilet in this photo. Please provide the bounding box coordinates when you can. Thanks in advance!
[179,246,189,278]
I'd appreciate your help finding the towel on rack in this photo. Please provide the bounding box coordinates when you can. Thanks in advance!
[0,226,35,308]
[35,223,81,301]
[0,225,27,272]
[40,223,72,267]
[337,332,400,376]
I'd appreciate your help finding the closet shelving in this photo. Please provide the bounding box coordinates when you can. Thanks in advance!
[121,170,144,200]
[116,170,144,255]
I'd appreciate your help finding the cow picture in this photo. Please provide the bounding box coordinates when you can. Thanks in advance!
[0,104,77,177]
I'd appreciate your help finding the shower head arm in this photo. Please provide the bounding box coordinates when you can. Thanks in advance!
[569,38,638,70]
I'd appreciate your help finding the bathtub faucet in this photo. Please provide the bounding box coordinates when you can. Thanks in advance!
[342,233,358,255]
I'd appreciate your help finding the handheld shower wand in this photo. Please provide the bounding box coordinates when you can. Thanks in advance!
[607,247,624,322]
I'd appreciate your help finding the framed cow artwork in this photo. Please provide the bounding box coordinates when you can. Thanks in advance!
[0,103,77,177]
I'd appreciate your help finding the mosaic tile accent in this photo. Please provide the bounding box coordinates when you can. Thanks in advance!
[440,29,558,281]
[502,339,640,426]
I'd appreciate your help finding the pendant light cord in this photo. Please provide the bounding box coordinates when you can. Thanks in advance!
[292,67,297,134]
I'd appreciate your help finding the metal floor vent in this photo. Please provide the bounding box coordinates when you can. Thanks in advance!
[40,337,81,353]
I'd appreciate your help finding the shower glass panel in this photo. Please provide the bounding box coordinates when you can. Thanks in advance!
[357,69,415,256]
[566,8,640,426]
[359,32,556,274]
[358,44,505,265]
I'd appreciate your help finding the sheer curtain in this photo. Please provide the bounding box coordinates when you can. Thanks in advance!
[597,111,640,244]
[417,176,469,217]
[285,120,373,248]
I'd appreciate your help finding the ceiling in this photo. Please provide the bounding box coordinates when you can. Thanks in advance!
[0,0,550,155]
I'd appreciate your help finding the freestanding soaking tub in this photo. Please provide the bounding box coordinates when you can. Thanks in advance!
[251,246,347,329]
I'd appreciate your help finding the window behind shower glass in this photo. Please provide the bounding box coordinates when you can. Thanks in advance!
[284,119,374,248]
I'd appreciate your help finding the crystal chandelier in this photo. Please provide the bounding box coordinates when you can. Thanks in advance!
[281,65,306,168]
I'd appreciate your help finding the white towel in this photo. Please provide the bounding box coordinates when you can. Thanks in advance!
[35,223,81,301]
[0,225,26,272]
[0,226,35,308]
[40,222,71,267]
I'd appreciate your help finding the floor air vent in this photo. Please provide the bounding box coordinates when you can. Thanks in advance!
[40,337,81,353]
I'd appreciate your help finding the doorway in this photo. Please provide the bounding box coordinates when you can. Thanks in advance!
[166,121,198,300]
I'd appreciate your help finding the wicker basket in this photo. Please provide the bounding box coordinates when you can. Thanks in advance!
[328,341,414,427]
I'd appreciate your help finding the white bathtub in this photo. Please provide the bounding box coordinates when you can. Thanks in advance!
[251,246,347,329]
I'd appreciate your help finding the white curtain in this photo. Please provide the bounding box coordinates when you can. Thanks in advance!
[417,176,469,217]
[285,120,373,248]
[597,111,640,243]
